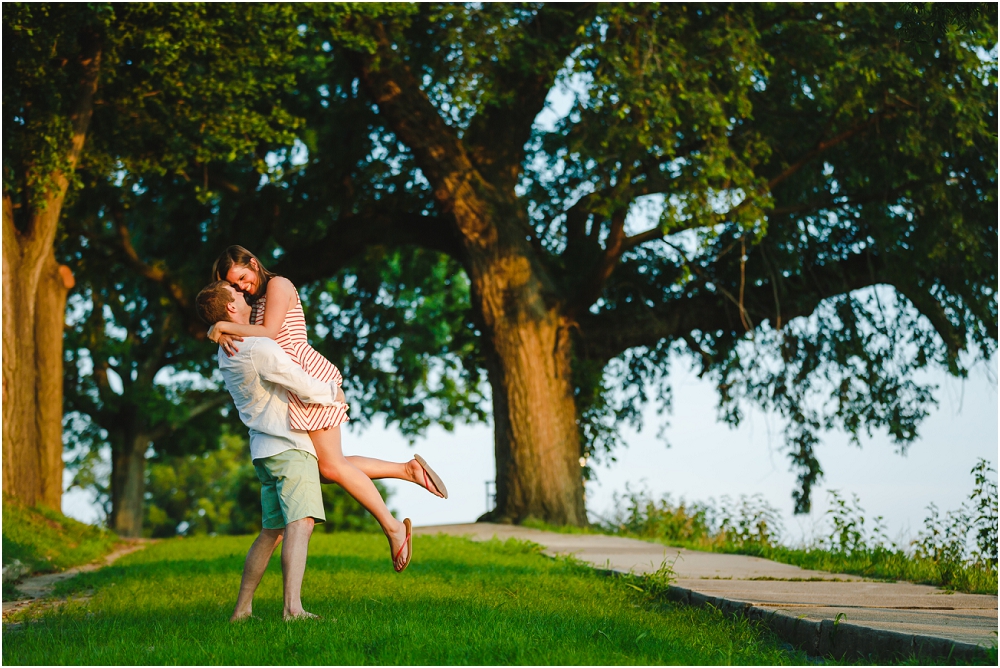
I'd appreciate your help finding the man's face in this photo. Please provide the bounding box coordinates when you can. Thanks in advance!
[225,285,251,321]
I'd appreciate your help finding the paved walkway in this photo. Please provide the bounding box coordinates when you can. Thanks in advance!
[415,523,998,661]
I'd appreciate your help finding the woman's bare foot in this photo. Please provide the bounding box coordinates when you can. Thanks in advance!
[384,518,411,571]
[407,456,448,498]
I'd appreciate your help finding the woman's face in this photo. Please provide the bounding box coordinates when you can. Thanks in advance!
[225,260,259,297]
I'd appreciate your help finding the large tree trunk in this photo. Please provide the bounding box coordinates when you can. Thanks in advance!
[470,225,587,525]
[3,194,77,510]
[483,312,586,525]
[1,40,100,510]
[35,256,75,507]
[109,430,150,537]
[351,30,590,525]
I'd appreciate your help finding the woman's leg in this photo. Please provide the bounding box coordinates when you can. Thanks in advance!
[344,455,445,498]
[323,388,442,496]
[308,427,410,570]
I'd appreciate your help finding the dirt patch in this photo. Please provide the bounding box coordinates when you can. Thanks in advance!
[2,539,153,620]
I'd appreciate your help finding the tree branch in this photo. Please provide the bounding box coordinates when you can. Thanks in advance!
[464,4,596,187]
[275,211,460,285]
[892,279,967,360]
[568,208,628,314]
[764,108,898,194]
[348,22,494,249]
[111,214,205,339]
[577,252,885,361]
[147,392,230,443]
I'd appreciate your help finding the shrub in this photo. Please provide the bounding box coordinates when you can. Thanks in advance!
[600,459,998,595]
[144,430,393,537]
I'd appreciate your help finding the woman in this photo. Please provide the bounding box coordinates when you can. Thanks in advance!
[208,245,447,572]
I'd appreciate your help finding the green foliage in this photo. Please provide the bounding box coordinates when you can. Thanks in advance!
[1,500,119,577]
[600,460,999,595]
[144,430,393,538]
[605,485,784,549]
[533,3,999,509]
[7,3,995,524]
[301,247,489,437]
[969,459,999,565]
[4,3,307,212]
[912,458,999,586]
[3,532,806,665]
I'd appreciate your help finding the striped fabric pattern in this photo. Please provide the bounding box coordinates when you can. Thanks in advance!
[252,289,350,431]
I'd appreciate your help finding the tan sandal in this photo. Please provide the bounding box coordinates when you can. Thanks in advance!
[414,455,448,499]
[394,518,412,573]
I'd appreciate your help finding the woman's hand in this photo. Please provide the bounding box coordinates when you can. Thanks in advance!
[208,323,243,357]
[217,332,244,357]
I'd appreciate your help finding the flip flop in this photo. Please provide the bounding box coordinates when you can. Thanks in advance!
[394,518,412,573]
[414,454,449,499]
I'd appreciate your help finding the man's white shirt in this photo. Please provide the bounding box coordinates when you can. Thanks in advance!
[217,337,340,461]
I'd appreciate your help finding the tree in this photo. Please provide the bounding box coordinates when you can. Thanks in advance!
[3,2,305,514]
[144,429,394,538]
[60,175,240,536]
[10,3,995,532]
[260,3,996,524]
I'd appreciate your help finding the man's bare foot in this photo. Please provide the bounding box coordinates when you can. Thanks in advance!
[384,519,410,571]
[284,610,323,622]
[407,456,447,498]
[230,609,256,622]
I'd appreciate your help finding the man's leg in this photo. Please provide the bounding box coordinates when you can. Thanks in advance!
[231,528,284,622]
[281,516,316,620]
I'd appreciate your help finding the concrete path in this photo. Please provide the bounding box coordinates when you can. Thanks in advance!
[416,523,998,661]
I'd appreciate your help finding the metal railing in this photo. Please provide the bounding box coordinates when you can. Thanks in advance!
[485,480,496,514]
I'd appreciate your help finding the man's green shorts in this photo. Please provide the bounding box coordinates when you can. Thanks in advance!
[253,449,326,530]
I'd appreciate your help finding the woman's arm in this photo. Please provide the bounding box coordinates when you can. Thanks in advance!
[209,276,297,340]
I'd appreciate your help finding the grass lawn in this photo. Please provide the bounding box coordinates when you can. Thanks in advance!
[3,532,810,665]
[2,502,119,574]
[2,501,120,601]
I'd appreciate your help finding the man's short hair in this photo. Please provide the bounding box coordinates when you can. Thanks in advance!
[196,280,235,325]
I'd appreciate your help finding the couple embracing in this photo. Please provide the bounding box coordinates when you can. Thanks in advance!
[195,246,448,621]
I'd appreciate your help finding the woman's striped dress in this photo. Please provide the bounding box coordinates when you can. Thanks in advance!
[251,288,350,431]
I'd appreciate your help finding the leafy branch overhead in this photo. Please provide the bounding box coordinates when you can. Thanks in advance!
[267,4,996,513]
[7,3,995,527]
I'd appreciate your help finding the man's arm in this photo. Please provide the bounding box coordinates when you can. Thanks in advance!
[249,339,342,406]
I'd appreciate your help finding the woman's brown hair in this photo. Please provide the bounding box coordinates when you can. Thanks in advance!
[211,245,277,300]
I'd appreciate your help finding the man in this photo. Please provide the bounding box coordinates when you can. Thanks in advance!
[196,280,339,622]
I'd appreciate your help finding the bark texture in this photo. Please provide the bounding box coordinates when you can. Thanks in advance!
[349,10,595,525]
[1,41,99,509]
[484,310,584,525]
[110,431,150,537]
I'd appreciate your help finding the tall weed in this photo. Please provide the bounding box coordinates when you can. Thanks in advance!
[600,459,998,595]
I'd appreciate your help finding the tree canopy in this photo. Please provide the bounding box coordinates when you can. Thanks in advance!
[4,2,996,530]
[275,3,998,517]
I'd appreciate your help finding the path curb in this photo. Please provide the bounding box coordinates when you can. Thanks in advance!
[668,581,991,663]
[598,567,992,663]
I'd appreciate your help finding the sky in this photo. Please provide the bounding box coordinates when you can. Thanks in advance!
[61,54,998,545]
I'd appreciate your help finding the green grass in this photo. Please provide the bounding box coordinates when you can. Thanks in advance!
[585,487,998,596]
[524,515,997,595]
[2,500,120,576]
[712,543,998,595]
[4,532,813,665]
